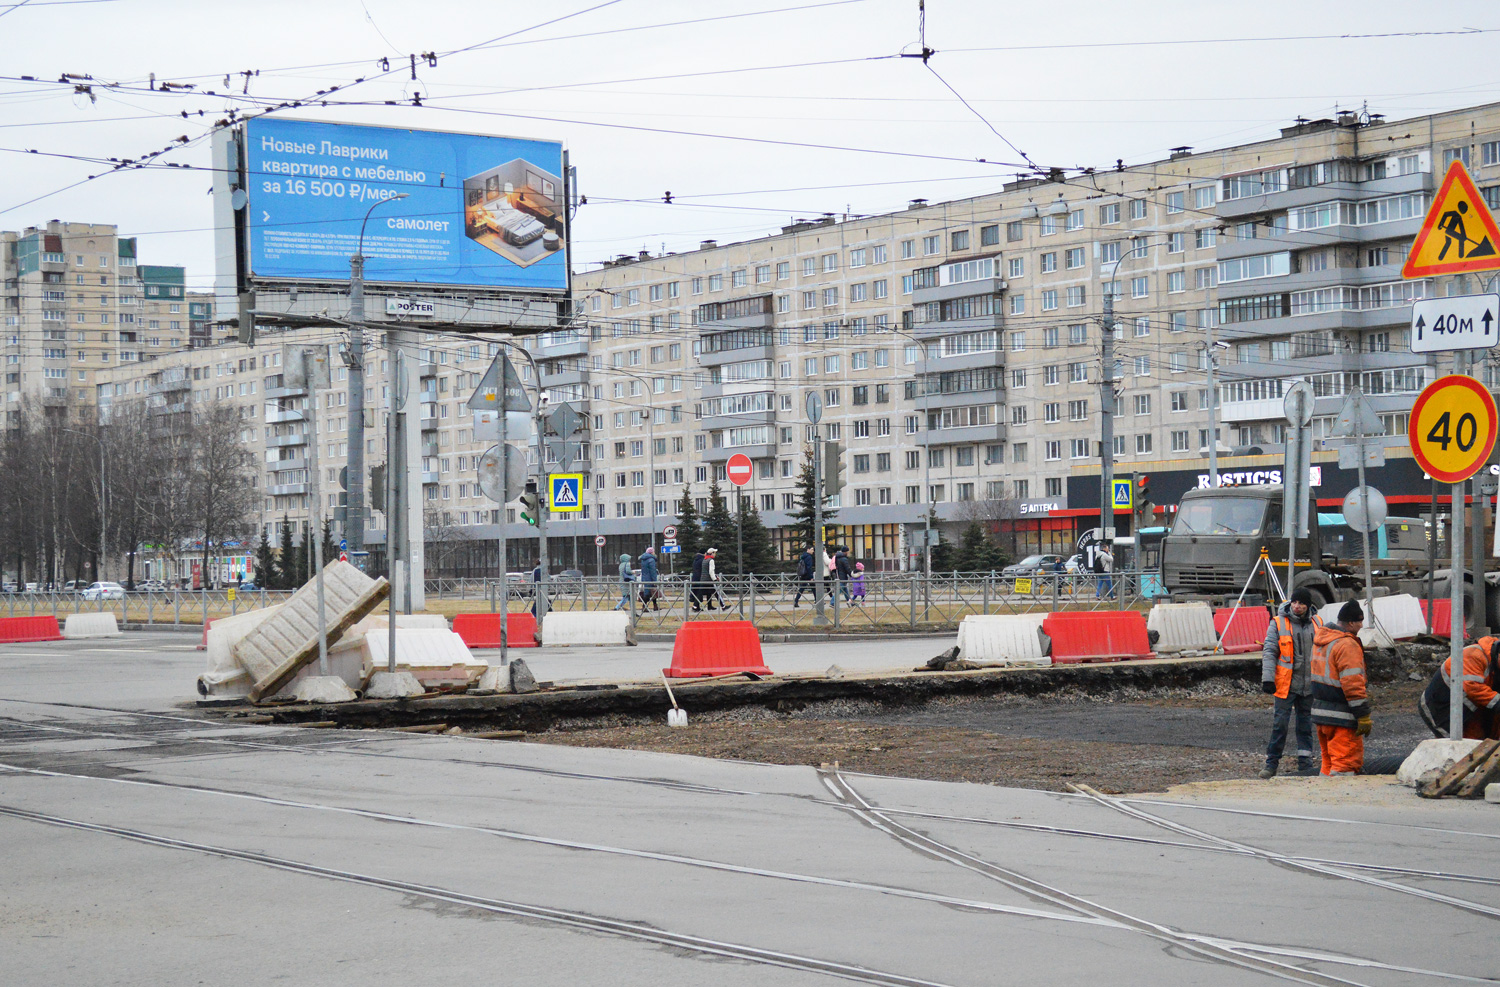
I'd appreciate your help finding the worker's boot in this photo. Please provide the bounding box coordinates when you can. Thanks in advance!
[1257,760,1278,780]
[1295,757,1317,776]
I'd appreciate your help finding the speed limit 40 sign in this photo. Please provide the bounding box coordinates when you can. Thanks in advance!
[1409,374,1499,482]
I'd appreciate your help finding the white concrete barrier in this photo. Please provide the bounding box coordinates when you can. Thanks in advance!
[62,612,120,639]
[1396,738,1481,788]
[1146,602,1217,653]
[954,614,1049,665]
[1318,593,1426,647]
[362,629,486,688]
[198,605,282,699]
[540,611,636,647]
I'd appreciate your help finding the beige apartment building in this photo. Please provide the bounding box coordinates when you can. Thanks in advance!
[67,100,1500,577]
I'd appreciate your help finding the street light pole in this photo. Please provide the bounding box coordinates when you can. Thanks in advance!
[348,192,408,562]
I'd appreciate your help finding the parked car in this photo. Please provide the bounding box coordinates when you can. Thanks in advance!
[1065,554,1085,574]
[137,579,168,593]
[80,581,126,600]
[1000,554,1065,579]
[63,579,87,594]
[237,581,260,593]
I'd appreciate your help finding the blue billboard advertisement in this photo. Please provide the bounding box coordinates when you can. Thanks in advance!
[245,118,567,292]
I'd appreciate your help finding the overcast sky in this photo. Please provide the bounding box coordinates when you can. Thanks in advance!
[4,0,1500,286]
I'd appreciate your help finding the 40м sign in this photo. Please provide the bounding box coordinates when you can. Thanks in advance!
[246,118,568,291]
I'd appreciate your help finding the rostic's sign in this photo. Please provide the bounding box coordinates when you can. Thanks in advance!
[1195,467,1322,489]
[246,118,567,291]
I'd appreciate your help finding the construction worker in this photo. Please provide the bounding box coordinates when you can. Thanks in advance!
[1419,635,1500,740]
[1309,599,1371,776]
[1258,587,1323,778]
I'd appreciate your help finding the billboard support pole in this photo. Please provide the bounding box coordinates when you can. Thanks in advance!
[346,255,366,559]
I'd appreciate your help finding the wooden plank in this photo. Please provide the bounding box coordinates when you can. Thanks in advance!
[1456,745,1500,798]
[1420,738,1499,798]
[249,578,390,703]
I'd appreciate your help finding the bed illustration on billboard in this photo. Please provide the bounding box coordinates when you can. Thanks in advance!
[463,160,565,268]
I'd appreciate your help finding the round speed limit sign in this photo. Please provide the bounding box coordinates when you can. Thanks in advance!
[1409,374,1499,483]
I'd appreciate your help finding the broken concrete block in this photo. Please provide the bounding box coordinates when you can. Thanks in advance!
[509,658,538,694]
[1396,738,1482,788]
[362,629,486,689]
[199,605,283,698]
[63,612,121,639]
[236,561,389,703]
[365,670,426,699]
[826,664,846,679]
[472,664,513,695]
[1487,783,1500,804]
[290,675,356,704]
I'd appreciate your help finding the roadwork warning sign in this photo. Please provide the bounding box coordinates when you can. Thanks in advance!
[1403,160,1500,278]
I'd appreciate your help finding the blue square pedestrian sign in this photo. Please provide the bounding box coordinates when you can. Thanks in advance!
[548,473,583,512]
[1111,479,1133,510]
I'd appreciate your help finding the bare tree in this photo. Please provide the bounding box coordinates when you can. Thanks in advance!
[187,402,257,587]
[423,507,475,579]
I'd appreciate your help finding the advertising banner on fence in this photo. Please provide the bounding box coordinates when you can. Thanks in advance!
[245,118,567,291]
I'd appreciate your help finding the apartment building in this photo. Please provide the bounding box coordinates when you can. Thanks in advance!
[68,99,1500,576]
[1,221,196,426]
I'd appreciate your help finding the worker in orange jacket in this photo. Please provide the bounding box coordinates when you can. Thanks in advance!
[1419,635,1500,740]
[1258,587,1323,778]
[1309,599,1370,775]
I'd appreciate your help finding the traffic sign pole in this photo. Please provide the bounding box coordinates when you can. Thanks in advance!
[1451,356,1468,742]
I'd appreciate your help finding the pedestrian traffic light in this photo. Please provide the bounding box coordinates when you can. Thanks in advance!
[823,440,846,497]
[519,480,539,526]
[369,464,385,513]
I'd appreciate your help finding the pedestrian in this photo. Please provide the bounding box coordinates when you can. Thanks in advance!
[530,560,543,618]
[1099,544,1115,599]
[690,549,706,613]
[1310,599,1372,776]
[1258,587,1323,778]
[638,547,660,612]
[834,546,852,601]
[850,562,866,604]
[792,544,815,608]
[1419,634,1500,739]
[704,547,724,610]
[613,553,634,611]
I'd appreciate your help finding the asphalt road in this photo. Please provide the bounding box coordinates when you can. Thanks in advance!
[1,633,1496,986]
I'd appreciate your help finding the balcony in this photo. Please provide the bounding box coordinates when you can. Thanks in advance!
[266,432,307,448]
[541,366,588,390]
[422,471,439,485]
[265,408,305,424]
[911,276,1007,306]
[421,416,439,432]
[148,376,190,395]
[267,457,308,474]
[265,383,308,400]
[537,334,589,359]
[915,422,1006,446]
[704,442,777,463]
[268,482,309,497]
[696,294,774,329]
[701,407,775,431]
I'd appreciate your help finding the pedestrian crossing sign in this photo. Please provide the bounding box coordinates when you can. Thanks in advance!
[548,473,583,512]
[1111,478,1133,511]
[1402,160,1500,278]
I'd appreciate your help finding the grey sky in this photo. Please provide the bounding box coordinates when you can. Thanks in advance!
[3,0,1499,285]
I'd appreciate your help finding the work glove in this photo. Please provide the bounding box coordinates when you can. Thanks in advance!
[1261,680,1276,695]
[1355,716,1373,737]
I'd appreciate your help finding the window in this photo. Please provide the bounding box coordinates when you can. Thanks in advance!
[821,252,838,273]
[1068,399,1088,421]
[1011,405,1028,425]
[1066,286,1085,307]
[1100,202,1121,225]
[979,224,1000,247]
[1194,186,1216,209]
[1070,439,1089,459]
[822,287,839,307]
[1007,220,1024,241]
[1070,361,1088,383]
[1135,434,1153,454]
[1010,295,1026,315]
[922,235,940,255]
[1045,440,1062,461]
[1100,240,1121,265]
[1167,232,1186,254]
[1065,247,1085,269]
[1195,227,1217,250]
[1040,252,1057,273]
[1044,402,1060,423]
[873,279,888,299]
[1169,351,1187,373]
[1219,252,1291,283]
[1009,331,1025,352]
[1167,271,1186,293]
[776,261,790,280]
[1170,430,1190,453]
[1067,209,1084,231]
[1134,356,1151,376]
[901,240,915,259]
[1135,317,1150,337]
[1195,267,1217,289]
[1444,146,1471,169]
[1131,276,1148,299]
[1166,191,1185,214]
[1133,394,1151,415]
[1008,257,1025,278]
[951,230,969,251]
[708,274,723,291]
[1041,290,1058,312]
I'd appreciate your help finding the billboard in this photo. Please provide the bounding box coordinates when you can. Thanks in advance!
[245,118,567,292]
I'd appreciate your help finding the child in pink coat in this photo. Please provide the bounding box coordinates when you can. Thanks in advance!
[850,562,866,603]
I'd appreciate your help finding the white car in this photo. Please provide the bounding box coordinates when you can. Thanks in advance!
[80,581,126,601]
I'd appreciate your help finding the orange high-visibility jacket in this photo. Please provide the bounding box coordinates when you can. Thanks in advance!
[1310,622,1369,728]
[1429,636,1500,713]
[1261,608,1323,699]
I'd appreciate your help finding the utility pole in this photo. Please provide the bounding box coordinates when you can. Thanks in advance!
[1207,320,1221,487]
[346,257,366,558]
[384,342,402,673]
[304,349,328,677]
[1100,283,1116,545]
[813,426,827,626]
[535,401,551,626]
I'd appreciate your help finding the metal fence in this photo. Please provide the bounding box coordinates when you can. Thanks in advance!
[4,572,1152,632]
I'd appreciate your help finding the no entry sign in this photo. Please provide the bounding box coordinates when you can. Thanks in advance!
[726,453,753,486]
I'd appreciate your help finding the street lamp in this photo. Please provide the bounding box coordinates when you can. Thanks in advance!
[347,191,410,564]
[61,427,106,583]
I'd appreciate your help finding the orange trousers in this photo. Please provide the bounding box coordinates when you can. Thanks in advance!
[1317,725,1363,775]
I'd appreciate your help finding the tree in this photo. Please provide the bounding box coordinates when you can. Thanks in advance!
[423,508,474,578]
[321,518,337,566]
[187,402,257,588]
[951,522,1009,572]
[734,495,778,576]
[276,515,298,589]
[925,507,954,572]
[787,448,835,555]
[673,485,703,560]
[253,528,277,586]
[702,480,738,573]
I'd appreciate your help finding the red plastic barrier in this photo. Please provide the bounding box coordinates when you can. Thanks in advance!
[451,612,538,649]
[197,617,215,651]
[1214,606,1269,654]
[0,615,64,643]
[664,620,773,678]
[1418,599,1454,637]
[1042,611,1152,663]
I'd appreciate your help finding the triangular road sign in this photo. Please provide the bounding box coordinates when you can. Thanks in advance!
[1403,160,1500,278]
[466,353,531,413]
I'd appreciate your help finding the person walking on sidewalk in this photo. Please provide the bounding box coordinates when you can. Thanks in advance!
[1419,634,1500,739]
[638,547,660,612]
[850,562,866,604]
[704,547,724,610]
[690,549,707,612]
[1258,587,1323,778]
[1310,599,1372,776]
[613,553,634,611]
[834,546,853,602]
[792,545,815,608]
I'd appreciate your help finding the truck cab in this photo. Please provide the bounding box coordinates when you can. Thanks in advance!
[1161,485,1332,603]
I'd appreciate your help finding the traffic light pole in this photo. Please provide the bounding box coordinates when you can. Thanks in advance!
[497,407,509,666]
[535,404,550,627]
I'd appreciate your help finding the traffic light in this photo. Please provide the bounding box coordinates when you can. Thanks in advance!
[369,464,386,513]
[519,480,540,526]
[236,291,256,346]
[1135,474,1153,527]
[823,440,846,497]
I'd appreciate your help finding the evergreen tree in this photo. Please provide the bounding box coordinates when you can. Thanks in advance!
[702,480,739,574]
[924,508,954,572]
[788,449,835,553]
[253,528,276,587]
[735,496,778,576]
[275,515,296,588]
[320,519,337,567]
[952,522,1009,572]
[674,485,703,560]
